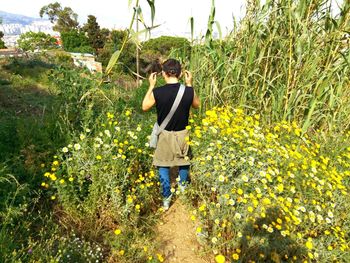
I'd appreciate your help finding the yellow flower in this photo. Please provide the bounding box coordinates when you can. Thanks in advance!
[199,204,206,211]
[157,254,164,262]
[49,174,57,181]
[96,155,102,160]
[119,250,125,256]
[107,112,114,119]
[277,184,284,193]
[215,254,226,263]
[114,229,121,235]
[232,253,239,260]
[305,239,313,250]
[262,198,271,205]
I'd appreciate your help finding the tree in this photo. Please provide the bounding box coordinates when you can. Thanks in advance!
[140,36,191,72]
[100,28,110,41]
[97,30,136,72]
[0,18,6,49]
[17,32,57,52]
[39,2,79,33]
[82,15,105,52]
[0,31,5,49]
[60,29,94,54]
[142,36,191,58]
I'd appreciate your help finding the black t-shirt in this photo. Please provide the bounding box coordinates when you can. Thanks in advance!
[153,83,194,131]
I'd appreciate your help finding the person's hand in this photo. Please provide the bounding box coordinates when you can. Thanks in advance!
[149,72,157,87]
[184,70,193,86]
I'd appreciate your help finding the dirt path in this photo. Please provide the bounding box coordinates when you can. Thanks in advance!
[156,198,210,263]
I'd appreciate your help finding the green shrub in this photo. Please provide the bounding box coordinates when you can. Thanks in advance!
[97,30,136,73]
[142,36,191,60]
[61,30,94,54]
[187,107,350,262]
[17,31,57,52]
[40,109,161,261]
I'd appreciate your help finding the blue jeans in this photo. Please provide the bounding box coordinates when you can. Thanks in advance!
[158,166,189,198]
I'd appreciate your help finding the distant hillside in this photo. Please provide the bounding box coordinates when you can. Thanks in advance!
[0,10,41,25]
[0,11,53,37]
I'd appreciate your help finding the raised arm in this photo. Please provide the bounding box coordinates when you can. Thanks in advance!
[185,70,200,109]
[142,72,157,111]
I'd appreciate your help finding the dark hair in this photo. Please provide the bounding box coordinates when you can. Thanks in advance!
[162,59,181,78]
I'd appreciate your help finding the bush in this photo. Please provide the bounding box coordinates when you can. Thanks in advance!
[187,107,350,262]
[61,30,95,54]
[48,66,106,132]
[17,31,57,52]
[0,31,6,49]
[97,30,136,73]
[40,109,163,261]
[142,36,191,60]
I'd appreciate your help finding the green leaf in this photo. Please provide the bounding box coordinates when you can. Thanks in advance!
[189,16,194,42]
[133,24,161,40]
[137,6,147,28]
[106,50,122,75]
[129,29,141,48]
[215,20,222,40]
[205,0,216,43]
[146,0,156,26]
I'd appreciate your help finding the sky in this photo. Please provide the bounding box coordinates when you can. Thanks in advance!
[0,0,247,37]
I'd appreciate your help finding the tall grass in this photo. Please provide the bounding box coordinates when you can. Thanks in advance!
[188,0,350,133]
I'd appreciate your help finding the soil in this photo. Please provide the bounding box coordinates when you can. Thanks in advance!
[156,198,210,263]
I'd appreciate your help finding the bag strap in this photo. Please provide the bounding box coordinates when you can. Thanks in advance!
[157,84,186,134]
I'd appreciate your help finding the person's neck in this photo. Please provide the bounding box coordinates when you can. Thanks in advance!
[165,77,179,84]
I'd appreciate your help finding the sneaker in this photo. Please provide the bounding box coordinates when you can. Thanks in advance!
[163,194,172,210]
